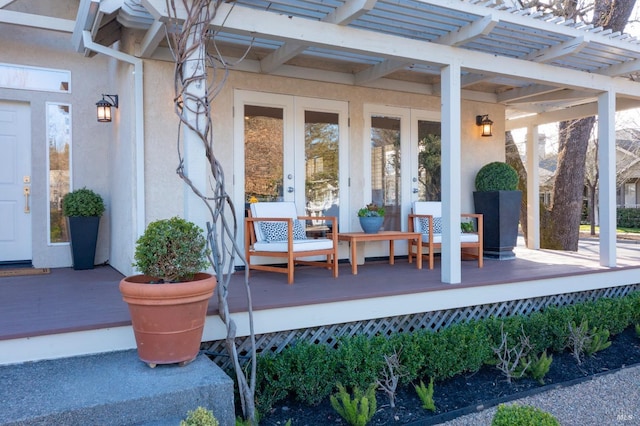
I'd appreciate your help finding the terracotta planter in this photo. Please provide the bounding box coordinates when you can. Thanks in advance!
[119,273,217,367]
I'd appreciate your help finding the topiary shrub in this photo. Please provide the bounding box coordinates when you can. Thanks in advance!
[475,162,519,191]
[62,187,105,217]
[133,216,210,282]
[491,404,560,426]
[180,406,219,426]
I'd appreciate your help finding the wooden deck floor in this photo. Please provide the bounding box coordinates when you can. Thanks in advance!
[2,238,639,343]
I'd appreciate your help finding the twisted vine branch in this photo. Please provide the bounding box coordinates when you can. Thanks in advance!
[165,0,257,422]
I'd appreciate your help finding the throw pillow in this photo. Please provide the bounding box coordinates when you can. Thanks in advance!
[259,220,307,242]
[418,217,443,234]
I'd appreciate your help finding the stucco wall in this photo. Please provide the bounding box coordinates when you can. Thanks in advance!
[0,25,111,268]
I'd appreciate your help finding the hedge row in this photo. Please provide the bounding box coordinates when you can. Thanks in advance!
[254,291,640,416]
[617,208,640,228]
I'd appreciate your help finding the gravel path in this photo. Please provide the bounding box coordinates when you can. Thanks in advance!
[440,365,640,425]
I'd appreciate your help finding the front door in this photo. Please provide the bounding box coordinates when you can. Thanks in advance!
[0,101,32,262]
[234,90,349,256]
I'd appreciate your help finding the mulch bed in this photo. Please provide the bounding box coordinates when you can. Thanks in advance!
[259,326,640,425]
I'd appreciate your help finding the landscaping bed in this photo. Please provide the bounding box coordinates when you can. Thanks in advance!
[260,326,640,425]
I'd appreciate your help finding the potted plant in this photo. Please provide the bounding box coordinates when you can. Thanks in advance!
[62,187,105,270]
[473,162,521,259]
[357,203,385,234]
[118,216,216,367]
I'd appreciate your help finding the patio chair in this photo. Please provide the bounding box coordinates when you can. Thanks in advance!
[245,201,338,284]
[408,201,483,269]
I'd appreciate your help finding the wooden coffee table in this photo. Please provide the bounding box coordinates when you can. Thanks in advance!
[337,231,422,274]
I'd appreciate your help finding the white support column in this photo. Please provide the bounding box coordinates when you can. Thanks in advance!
[441,62,462,284]
[526,125,540,249]
[181,16,210,229]
[598,91,616,267]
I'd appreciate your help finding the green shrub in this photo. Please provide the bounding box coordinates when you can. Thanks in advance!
[62,187,105,217]
[181,407,219,426]
[475,162,519,191]
[133,217,210,282]
[330,383,377,426]
[617,208,640,228]
[254,352,294,415]
[492,404,559,426]
[335,335,389,390]
[282,341,337,405]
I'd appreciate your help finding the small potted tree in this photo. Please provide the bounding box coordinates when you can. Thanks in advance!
[62,187,105,270]
[473,162,521,259]
[357,203,385,234]
[119,217,216,367]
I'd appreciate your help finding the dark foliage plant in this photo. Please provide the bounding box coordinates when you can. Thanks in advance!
[133,216,210,283]
[253,291,640,419]
[475,161,519,191]
[62,187,105,217]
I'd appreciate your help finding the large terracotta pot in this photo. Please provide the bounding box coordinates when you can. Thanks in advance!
[119,273,217,367]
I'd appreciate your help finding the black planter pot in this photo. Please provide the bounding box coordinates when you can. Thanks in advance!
[68,216,100,270]
[473,190,522,260]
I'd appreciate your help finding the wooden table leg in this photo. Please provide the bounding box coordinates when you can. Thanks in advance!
[389,240,395,265]
[416,235,422,269]
[350,239,358,275]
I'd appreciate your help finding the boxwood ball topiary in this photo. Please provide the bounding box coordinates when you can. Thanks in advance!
[62,187,105,217]
[475,162,519,192]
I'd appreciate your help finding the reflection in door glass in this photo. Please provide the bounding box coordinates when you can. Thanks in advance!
[305,111,339,230]
[47,103,71,243]
[371,115,401,231]
[417,120,441,201]
[244,105,284,202]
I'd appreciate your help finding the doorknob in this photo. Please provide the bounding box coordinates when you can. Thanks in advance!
[287,187,294,193]
[412,188,419,193]
[23,186,31,213]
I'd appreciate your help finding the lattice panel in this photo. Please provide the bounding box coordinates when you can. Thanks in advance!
[204,284,640,370]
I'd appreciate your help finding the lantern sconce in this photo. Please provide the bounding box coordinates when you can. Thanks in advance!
[476,114,493,137]
[96,94,118,123]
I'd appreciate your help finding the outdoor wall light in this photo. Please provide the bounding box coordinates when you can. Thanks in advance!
[96,94,118,123]
[476,114,493,137]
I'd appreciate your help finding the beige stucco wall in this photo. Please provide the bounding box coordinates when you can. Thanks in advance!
[0,25,111,269]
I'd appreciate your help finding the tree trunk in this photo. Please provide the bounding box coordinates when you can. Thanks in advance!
[505,131,528,245]
[538,0,635,250]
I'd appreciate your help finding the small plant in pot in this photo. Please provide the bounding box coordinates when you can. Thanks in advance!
[119,216,217,367]
[473,162,522,259]
[357,203,385,234]
[62,187,105,270]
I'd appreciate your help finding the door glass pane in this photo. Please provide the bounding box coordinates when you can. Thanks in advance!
[305,111,339,230]
[417,120,441,201]
[244,105,283,202]
[371,115,401,231]
[47,103,71,244]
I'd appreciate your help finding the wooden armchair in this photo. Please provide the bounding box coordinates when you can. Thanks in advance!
[408,201,483,269]
[245,201,338,284]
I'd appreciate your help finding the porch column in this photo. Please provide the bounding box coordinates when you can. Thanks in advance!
[440,62,462,284]
[598,90,616,266]
[526,125,540,249]
[181,12,210,229]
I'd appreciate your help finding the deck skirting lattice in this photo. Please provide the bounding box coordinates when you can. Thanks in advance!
[204,284,640,370]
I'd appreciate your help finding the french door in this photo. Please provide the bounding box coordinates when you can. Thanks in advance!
[363,105,441,232]
[234,90,349,248]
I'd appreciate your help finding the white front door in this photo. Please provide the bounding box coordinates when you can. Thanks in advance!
[0,101,32,262]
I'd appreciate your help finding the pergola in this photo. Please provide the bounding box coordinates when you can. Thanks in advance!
[5,0,639,282]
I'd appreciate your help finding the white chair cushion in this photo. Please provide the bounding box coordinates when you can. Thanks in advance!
[424,233,479,243]
[413,201,442,234]
[253,238,334,252]
[250,202,298,242]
